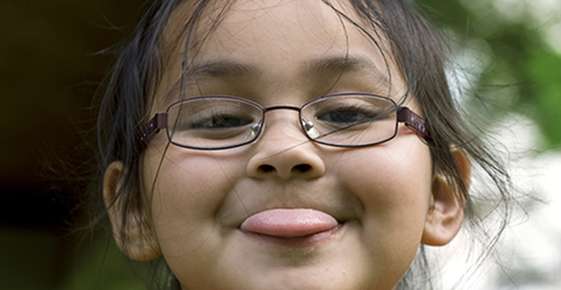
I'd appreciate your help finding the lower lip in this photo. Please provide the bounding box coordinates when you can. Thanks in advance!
[240,223,345,247]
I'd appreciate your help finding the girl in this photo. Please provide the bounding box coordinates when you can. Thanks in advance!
[97,0,511,289]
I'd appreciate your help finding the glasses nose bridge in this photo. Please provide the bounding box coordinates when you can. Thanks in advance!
[263,105,301,114]
[262,104,304,127]
[258,104,307,139]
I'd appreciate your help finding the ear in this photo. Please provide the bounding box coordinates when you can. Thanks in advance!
[421,148,471,246]
[103,161,161,261]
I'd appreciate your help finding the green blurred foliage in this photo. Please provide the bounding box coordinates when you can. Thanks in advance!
[420,0,561,150]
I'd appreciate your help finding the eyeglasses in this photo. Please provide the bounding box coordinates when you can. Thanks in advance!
[140,92,431,150]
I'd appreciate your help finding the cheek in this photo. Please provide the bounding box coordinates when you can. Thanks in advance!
[331,140,432,267]
[141,147,245,242]
[334,142,432,207]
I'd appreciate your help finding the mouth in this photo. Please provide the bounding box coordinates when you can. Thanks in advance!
[239,208,347,247]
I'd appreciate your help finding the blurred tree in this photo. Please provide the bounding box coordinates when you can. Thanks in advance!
[420,0,561,150]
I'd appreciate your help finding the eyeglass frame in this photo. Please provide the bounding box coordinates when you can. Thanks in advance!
[139,92,432,150]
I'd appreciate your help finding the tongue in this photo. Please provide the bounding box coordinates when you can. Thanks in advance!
[240,208,338,238]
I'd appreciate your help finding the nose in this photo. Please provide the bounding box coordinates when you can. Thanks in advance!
[246,111,326,180]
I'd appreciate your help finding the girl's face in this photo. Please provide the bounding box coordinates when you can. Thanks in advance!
[106,1,464,289]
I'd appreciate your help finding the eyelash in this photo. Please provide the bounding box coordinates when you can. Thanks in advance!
[315,105,384,126]
[183,105,384,129]
[189,113,254,129]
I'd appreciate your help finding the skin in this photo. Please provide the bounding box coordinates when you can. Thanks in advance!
[104,1,467,289]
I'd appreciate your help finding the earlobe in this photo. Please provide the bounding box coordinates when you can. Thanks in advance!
[103,161,161,261]
[421,148,471,246]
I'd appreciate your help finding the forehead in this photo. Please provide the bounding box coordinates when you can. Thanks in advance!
[167,0,394,66]
[155,0,405,106]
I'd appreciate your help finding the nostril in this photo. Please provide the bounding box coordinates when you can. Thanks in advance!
[258,164,275,173]
[293,164,311,173]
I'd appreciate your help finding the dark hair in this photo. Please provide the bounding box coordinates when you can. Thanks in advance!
[96,0,513,289]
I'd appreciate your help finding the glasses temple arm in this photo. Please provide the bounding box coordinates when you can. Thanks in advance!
[397,107,432,142]
[140,113,168,144]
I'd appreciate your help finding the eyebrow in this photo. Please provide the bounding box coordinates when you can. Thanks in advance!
[306,55,390,85]
[185,55,390,85]
[186,60,256,78]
